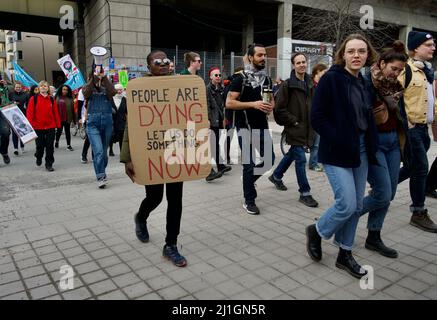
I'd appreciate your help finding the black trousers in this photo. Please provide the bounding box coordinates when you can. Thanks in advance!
[82,135,90,158]
[426,156,437,191]
[35,129,56,166]
[137,182,183,246]
[56,121,71,146]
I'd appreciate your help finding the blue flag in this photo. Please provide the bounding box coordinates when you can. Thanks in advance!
[12,62,38,88]
[64,72,86,91]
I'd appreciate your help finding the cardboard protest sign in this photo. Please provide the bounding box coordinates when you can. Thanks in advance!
[126,75,211,185]
[0,104,37,144]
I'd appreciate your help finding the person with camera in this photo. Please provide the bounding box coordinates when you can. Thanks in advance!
[82,65,116,188]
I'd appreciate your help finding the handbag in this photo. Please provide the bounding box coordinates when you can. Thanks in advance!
[372,101,389,125]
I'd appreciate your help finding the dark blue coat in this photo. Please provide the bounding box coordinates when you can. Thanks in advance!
[311,65,378,168]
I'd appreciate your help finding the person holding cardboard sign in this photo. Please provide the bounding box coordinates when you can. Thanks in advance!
[120,50,187,268]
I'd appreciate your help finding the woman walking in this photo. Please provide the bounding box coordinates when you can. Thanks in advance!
[55,85,76,151]
[360,41,408,258]
[306,34,379,278]
[120,50,187,267]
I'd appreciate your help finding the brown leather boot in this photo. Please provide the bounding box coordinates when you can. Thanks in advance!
[410,210,437,233]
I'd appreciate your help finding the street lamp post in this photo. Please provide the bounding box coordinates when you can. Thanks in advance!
[26,35,47,80]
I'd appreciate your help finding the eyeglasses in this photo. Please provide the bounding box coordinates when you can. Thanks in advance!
[152,58,171,66]
[213,74,222,77]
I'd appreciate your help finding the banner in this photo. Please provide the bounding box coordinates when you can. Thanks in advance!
[0,104,37,144]
[12,62,38,88]
[64,72,86,91]
[126,75,211,185]
[57,54,79,79]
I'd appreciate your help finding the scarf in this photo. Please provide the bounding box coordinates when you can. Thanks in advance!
[244,64,267,89]
[370,64,404,110]
[413,60,435,84]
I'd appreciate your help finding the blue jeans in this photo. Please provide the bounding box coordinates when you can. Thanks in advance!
[273,145,311,195]
[398,125,430,212]
[238,128,275,204]
[86,113,113,180]
[361,131,400,231]
[316,134,368,250]
[309,133,320,169]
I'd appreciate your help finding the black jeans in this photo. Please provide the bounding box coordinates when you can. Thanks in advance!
[56,121,71,146]
[0,116,10,156]
[398,125,430,212]
[426,156,437,192]
[238,128,275,205]
[82,135,90,158]
[12,131,24,149]
[35,129,56,166]
[137,182,183,246]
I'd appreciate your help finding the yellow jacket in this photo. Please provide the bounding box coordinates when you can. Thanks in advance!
[398,59,437,124]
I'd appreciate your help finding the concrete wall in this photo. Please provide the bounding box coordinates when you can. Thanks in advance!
[83,0,151,73]
[11,31,64,84]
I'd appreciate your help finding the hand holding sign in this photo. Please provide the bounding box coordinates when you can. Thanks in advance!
[126,75,211,185]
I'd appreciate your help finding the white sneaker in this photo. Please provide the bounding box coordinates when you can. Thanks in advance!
[97,178,107,189]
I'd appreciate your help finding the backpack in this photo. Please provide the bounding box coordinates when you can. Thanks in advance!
[32,94,56,122]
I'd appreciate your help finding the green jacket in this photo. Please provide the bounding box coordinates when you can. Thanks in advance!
[179,69,191,75]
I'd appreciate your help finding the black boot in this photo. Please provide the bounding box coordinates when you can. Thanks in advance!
[305,224,322,261]
[365,230,398,258]
[134,212,149,243]
[205,169,223,182]
[336,248,367,279]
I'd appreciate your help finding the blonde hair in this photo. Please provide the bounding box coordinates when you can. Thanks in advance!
[38,81,49,87]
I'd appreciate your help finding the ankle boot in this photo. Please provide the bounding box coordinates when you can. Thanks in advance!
[305,224,322,261]
[365,230,398,258]
[336,248,367,279]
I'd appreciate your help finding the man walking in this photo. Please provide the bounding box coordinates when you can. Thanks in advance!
[269,53,318,207]
[226,43,275,215]
[398,31,437,232]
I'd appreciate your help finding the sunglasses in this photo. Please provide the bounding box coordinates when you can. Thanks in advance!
[194,59,202,63]
[213,74,222,77]
[152,58,171,66]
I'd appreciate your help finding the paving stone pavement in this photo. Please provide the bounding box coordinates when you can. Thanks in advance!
[0,122,436,300]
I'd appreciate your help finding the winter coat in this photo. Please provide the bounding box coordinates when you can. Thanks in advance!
[26,94,61,130]
[274,71,315,146]
[206,82,224,128]
[311,64,378,168]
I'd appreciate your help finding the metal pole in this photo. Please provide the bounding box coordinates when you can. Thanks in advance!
[219,49,223,75]
[203,51,206,80]
[175,45,178,70]
[104,0,113,58]
[230,51,235,74]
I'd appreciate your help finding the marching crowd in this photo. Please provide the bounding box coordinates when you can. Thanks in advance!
[1,30,437,278]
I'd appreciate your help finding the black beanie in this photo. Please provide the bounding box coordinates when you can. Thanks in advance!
[407,31,434,51]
